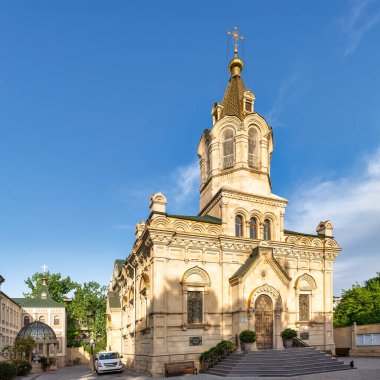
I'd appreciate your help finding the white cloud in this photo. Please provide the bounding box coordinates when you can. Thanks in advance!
[340,0,380,57]
[285,148,380,293]
[113,160,200,218]
[266,69,306,127]
[172,160,199,205]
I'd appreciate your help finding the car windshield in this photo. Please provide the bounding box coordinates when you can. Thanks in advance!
[98,352,119,360]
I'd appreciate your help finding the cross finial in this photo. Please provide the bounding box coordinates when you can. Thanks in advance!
[228,26,244,57]
[41,264,48,274]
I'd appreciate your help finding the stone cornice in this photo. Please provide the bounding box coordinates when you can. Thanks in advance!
[200,187,287,216]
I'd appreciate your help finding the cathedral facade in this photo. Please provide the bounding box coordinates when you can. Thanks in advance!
[107,42,340,377]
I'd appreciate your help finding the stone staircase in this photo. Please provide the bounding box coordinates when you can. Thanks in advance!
[206,347,353,377]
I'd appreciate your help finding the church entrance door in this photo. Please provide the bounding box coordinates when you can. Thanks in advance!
[254,295,273,349]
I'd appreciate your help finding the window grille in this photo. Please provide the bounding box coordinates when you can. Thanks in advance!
[299,294,310,321]
[187,291,203,324]
[263,219,271,241]
[250,217,257,238]
[235,215,243,237]
[222,130,235,169]
[248,128,259,168]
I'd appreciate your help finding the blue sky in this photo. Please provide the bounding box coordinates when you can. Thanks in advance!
[1,0,380,297]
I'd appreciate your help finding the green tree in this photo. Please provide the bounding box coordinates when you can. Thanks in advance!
[334,272,380,327]
[24,271,77,304]
[1,337,36,362]
[69,281,107,348]
[24,272,107,351]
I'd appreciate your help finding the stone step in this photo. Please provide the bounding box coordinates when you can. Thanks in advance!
[213,359,341,370]
[220,355,336,364]
[207,366,352,377]
[204,348,353,377]
[221,363,347,371]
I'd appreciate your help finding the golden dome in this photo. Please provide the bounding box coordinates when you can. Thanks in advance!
[228,56,244,77]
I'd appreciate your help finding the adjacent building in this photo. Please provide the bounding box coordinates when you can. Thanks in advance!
[107,32,341,376]
[0,277,22,356]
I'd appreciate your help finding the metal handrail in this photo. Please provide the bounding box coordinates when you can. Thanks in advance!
[292,337,310,347]
[200,335,238,373]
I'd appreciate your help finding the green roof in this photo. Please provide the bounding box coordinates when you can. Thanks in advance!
[230,247,291,282]
[167,213,222,224]
[13,297,64,308]
[115,259,124,275]
[108,291,121,309]
[284,229,321,238]
[230,249,259,280]
[12,279,64,308]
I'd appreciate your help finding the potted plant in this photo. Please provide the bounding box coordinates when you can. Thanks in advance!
[39,356,51,372]
[239,330,256,352]
[281,328,297,348]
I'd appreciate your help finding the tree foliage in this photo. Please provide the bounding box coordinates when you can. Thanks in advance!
[69,281,107,341]
[1,337,36,361]
[24,272,107,351]
[334,272,380,327]
[24,271,77,304]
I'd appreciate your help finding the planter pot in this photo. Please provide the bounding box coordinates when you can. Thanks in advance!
[283,339,293,348]
[241,342,254,353]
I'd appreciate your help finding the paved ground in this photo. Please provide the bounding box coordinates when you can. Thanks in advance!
[25,357,380,380]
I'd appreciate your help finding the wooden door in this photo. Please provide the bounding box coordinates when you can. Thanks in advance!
[254,295,273,349]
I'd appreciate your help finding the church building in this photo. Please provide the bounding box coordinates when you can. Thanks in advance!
[107,29,341,377]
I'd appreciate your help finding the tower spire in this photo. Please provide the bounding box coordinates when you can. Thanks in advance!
[228,26,244,57]
[227,26,244,77]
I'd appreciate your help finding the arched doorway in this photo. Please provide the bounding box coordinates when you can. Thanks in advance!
[254,295,273,349]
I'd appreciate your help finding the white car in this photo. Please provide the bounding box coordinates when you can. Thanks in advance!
[95,351,123,374]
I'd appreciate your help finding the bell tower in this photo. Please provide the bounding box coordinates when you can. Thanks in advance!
[197,27,287,240]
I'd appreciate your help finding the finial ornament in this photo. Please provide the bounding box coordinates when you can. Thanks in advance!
[228,26,244,57]
[41,264,48,274]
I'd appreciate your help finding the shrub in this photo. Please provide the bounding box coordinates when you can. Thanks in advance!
[281,328,298,339]
[13,360,32,376]
[199,340,236,362]
[239,330,256,343]
[38,356,51,368]
[0,362,17,380]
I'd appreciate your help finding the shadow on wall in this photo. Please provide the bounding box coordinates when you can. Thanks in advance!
[120,270,222,376]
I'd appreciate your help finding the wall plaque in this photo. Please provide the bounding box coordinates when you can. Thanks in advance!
[300,332,309,340]
[189,336,202,346]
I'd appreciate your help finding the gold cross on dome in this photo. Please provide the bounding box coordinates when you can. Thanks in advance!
[228,26,244,57]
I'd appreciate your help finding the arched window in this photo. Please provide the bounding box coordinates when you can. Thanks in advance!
[181,266,211,326]
[54,316,60,325]
[248,128,259,168]
[222,129,235,169]
[299,294,310,322]
[263,219,271,241]
[235,215,243,237]
[39,315,45,323]
[23,316,30,326]
[249,217,257,239]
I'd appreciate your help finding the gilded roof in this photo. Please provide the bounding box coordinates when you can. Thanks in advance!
[221,74,246,120]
